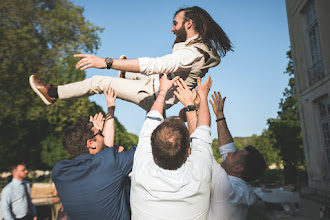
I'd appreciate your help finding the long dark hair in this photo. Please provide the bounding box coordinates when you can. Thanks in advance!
[175,6,233,57]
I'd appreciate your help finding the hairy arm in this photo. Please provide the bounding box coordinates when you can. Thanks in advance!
[74,54,140,72]
[196,76,212,127]
[103,87,117,147]
[150,74,179,115]
[209,91,233,146]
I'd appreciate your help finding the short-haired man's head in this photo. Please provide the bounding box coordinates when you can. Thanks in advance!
[174,6,232,57]
[151,118,190,170]
[62,121,94,157]
[10,163,26,174]
[10,163,28,180]
[240,145,267,182]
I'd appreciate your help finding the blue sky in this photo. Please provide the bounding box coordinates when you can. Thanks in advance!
[74,0,291,139]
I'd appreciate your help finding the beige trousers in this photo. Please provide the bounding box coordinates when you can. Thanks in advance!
[58,75,157,111]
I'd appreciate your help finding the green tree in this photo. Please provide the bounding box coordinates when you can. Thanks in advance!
[0,0,105,170]
[0,0,139,170]
[267,50,304,184]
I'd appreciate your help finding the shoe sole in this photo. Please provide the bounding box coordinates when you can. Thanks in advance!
[29,75,52,105]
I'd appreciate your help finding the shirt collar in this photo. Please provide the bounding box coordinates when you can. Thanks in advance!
[75,153,94,161]
[185,35,199,44]
[12,178,23,185]
[229,175,247,183]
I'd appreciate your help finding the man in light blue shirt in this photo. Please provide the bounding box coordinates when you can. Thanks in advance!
[1,163,37,220]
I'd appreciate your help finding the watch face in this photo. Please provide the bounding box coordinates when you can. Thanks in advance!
[105,57,112,63]
[105,57,113,69]
[186,105,196,111]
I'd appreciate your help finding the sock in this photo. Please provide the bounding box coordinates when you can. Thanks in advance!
[48,85,58,98]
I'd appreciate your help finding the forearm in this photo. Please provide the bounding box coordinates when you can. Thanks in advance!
[186,111,197,136]
[150,90,167,115]
[197,98,210,127]
[215,112,233,147]
[111,59,140,73]
[104,106,115,147]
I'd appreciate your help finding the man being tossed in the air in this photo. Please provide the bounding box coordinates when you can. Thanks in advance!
[30,6,232,111]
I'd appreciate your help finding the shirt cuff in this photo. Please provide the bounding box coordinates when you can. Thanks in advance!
[146,110,164,120]
[138,57,149,74]
[219,142,236,161]
[190,125,212,144]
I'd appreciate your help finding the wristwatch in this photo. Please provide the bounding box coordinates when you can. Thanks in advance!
[105,57,113,69]
[184,105,196,112]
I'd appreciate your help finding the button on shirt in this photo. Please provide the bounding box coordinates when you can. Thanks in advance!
[130,110,213,220]
[52,146,136,220]
[1,178,37,220]
[207,143,257,220]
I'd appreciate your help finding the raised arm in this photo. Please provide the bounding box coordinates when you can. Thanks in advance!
[173,78,197,135]
[209,91,233,146]
[195,76,212,127]
[150,74,179,115]
[103,87,117,147]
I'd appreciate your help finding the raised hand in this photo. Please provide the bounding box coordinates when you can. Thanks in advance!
[173,78,196,107]
[103,86,117,108]
[74,54,107,70]
[89,112,105,131]
[196,76,212,100]
[209,91,226,118]
[159,73,180,93]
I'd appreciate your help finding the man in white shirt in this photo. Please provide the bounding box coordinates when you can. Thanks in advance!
[207,91,267,220]
[130,74,213,219]
[29,6,232,111]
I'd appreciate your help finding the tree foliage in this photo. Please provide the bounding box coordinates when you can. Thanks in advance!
[267,50,304,167]
[0,0,138,170]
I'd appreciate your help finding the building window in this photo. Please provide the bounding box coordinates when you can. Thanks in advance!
[317,96,330,175]
[304,1,324,85]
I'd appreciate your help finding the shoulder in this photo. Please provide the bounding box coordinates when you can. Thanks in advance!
[1,182,13,195]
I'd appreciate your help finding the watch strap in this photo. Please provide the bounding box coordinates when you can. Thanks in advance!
[184,105,196,112]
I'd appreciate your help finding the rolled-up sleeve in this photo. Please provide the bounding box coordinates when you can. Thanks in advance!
[134,111,164,160]
[190,125,213,158]
[139,46,204,75]
[219,142,236,161]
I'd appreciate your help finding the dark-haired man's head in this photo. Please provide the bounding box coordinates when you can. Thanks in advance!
[221,145,266,182]
[62,121,105,157]
[151,118,190,170]
[172,10,188,44]
[172,6,233,57]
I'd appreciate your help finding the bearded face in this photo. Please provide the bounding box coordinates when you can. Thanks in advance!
[173,22,187,44]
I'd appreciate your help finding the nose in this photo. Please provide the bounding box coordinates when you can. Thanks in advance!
[171,26,175,32]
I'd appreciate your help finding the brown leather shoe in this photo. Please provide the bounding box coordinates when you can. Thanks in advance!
[29,75,57,105]
[118,55,127,78]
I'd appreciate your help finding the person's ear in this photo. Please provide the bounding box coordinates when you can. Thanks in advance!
[87,139,96,150]
[188,147,191,155]
[185,19,193,29]
[232,164,244,175]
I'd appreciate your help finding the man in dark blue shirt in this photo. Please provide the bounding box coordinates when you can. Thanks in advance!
[52,87,136,220]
